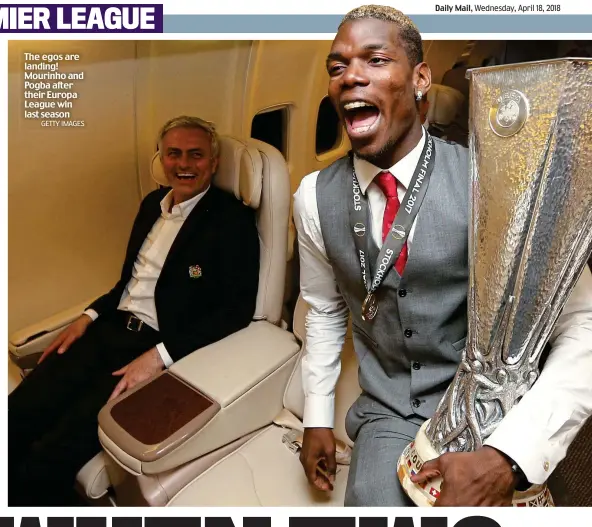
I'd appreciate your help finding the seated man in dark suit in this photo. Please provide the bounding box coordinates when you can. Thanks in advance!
[8,115,260,506]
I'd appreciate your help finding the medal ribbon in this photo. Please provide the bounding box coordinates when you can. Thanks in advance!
[349,133,436,303]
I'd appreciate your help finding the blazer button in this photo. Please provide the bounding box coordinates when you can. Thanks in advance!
[404,328,413,338]
[412,361,421,370]
[412,398,421,408]
[398,289,407,297]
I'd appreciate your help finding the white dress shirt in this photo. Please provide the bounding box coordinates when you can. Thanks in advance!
[85,187,209,368]
[293,133,592,485]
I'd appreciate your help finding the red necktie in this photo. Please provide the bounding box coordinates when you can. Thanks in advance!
[374,171,408,275]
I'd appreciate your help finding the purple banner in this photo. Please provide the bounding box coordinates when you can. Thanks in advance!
[0,4,163,32]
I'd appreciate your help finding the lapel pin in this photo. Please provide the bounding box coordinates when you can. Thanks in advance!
[188,264,202,279]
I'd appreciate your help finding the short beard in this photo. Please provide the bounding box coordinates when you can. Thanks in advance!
[353,135,399,169]
[352,116,420,168]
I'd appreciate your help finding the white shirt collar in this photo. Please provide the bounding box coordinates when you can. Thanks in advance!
[160,185,210,219]
[353,127,426,194]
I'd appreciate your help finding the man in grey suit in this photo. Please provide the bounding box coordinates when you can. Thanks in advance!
[294,5,592,506]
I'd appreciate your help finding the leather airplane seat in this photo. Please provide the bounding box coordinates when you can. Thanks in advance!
[8,135,297,506]
[90,135,298,505]
[90,135,297,505]
[426,83,467,145]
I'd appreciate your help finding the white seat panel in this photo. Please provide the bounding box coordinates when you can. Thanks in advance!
[76,452,111,500]
[168,425,348,507]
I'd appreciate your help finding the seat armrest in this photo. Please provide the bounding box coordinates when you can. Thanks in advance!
[99,320,301,475]
[8,298,95,370]
[169,320,299,406]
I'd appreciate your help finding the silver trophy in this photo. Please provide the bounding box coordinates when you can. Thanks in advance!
[398,58,592,507]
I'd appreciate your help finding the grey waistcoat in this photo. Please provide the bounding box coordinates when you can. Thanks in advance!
[316,138,470,418]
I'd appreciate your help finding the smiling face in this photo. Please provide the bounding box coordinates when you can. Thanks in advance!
[160,126,219,205]
[327,18,431,168]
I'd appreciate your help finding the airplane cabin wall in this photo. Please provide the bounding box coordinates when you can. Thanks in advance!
[243,40,350,195]
[8,38,467,334]
[8,41,140,334]
[9,39,337,334]
[133,41,254,197]
[423,40,470,84]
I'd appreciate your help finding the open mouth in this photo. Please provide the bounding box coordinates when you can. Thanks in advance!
[343,101,381,138]
[176,173,197,181]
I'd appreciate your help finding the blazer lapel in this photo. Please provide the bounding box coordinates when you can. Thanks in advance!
[163,186,218,266]
[130,197,164,260]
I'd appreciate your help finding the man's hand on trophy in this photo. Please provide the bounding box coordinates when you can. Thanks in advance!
[410,446,517,506]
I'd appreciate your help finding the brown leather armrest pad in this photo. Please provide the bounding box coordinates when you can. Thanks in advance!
[111,372,214,444]
[99,371,220,462]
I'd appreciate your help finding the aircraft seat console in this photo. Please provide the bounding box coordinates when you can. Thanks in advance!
[167,295,362,507]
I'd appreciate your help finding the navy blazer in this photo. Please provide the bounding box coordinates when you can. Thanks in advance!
[88,186,260,362]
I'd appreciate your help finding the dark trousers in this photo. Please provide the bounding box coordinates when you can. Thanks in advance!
[8,311,161,506]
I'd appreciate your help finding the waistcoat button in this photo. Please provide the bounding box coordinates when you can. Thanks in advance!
[412,399,421,408]
[404,328,413,338]
[412,361,421,370]
[398,289,407,297]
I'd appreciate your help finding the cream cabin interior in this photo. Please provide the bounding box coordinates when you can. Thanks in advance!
[7,38,592,507]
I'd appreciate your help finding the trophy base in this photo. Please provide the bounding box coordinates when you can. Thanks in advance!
[397,420,554,507]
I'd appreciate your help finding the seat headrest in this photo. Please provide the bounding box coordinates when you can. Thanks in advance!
[427,84,465,127]
[150,135,264,209]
